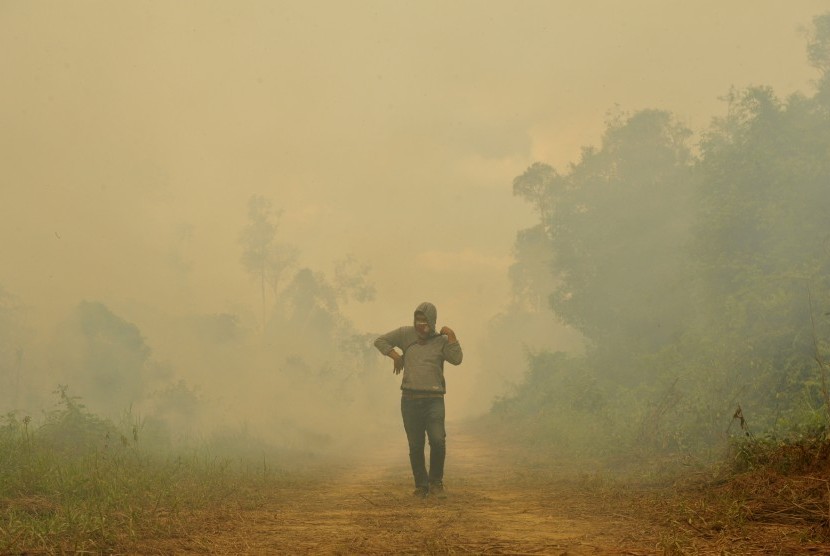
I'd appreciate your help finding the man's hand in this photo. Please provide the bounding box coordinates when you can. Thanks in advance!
[388,350,404,375]
[440,326,457,343]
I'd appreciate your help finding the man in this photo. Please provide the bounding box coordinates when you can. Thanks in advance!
[374,302,463,499]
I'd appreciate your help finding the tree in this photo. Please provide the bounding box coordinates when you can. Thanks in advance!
[547,110,696,373]
[489,14,830,455]
[475,160,577,410]
[51,301,167,418]
[509,161,564,312]
[807,12,830,106]
[239,195,298,329]
[333,255,376,304]
[507,225,558,312]
[692,84,830,425]
[512,162,562,232]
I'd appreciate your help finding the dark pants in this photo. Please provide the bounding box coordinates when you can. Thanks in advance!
[401,396,446,491]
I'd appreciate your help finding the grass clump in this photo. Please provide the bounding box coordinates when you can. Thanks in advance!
[0,387,307,554]
[722,430,830,532]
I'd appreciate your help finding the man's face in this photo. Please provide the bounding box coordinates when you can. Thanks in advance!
[414,313,430,339]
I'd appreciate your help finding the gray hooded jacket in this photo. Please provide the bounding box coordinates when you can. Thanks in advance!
[374,302,463,394]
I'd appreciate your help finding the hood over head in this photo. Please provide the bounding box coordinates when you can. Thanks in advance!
[414,301,438,334]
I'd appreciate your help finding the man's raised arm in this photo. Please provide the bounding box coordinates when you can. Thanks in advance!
[440,326,463,365]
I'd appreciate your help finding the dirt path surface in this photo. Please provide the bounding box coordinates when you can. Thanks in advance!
[144,427,681,555]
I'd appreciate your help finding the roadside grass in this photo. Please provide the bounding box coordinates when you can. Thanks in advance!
[467,414,830,553]
[716,431,830,534]
[624,433,830,554]
[0,390,318,554]
[506,439,830,554]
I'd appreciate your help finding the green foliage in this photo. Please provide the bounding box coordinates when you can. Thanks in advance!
[547,109,696,366]
[807,12,830,107]
[729,431,829,475]
[489,351,616,456]
[807,13,830,73]
[508,225,558,312]
[50,301,168,419]
[0,389,309,554]
[491,15,830,465]
[37,385,116,456]
[512,162,561,226]
[692,83,830,427]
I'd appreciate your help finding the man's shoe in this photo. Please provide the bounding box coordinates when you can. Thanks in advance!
[429,482,447,499]
[412,487,428,499]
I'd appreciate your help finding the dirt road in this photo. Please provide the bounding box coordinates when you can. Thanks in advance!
[143,427,677,555]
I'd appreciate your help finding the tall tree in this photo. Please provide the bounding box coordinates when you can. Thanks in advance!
[808,12,830,106]
[239,195,297,329]
[692,83,830,422]
[489,13,830,453]
[547,110,696,376]
[509,163,564,312]
[333,255,376,304]
[50,301,166,418]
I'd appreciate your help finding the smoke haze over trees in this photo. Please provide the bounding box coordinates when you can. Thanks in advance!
[487,13,830,459]
[5,6,830,553]
[0,2,829,462]
[0,192,391,453]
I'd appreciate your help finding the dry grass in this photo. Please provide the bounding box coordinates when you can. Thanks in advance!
[5,402,830,555]
[0,399,322,555]
[584,434,830,555]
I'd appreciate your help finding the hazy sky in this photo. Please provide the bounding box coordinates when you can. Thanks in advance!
[2,1,827,416]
